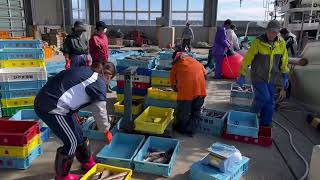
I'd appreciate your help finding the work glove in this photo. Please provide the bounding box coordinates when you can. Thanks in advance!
[282,73,289,89]
[237,76,246,87]
[104,131,112,144]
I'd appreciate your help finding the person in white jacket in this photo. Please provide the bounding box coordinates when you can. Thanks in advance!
[226,24,240,51]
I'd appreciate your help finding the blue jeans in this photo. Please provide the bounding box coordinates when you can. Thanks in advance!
[35,109,84,156]
[251,82,275,126]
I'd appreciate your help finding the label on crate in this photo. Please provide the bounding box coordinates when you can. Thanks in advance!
[12,74,34,80]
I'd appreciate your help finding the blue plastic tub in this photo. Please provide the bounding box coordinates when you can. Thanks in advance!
[116,57,155,69]
[117,88,147,96]
[96,133,145,169]
[0,88,40,99]
[190,156,249,180]
[159,51,173,60]
[0,48,44,60]
[227,111,259,138]
[0,40,42,49]
[197,109,227,136]
[151,68,170,78]
[0,145,42,169]
[145,98,177,108]
[40,127,50,142]
[81,117,122,141]
[133,136,179,177]
[116,66,152,76]
[0,80,47,91]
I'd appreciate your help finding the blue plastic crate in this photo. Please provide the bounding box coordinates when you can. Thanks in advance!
[0,40,42,49]
[40,127,50,142]
[0,88,40,99]
[227,111,259,138]
[151,68,170,78]
[116,57,155,69]
[117,88,147,96]
[133,136,179,177]
[145,98,177,108]
[117,66,152,76]
[96,133,145,169]
[197,109,227,136]
[0,48,44,60]
[0,80,47,91]
[159,51,174,60]
[190,156,250,180]
[81,117,122,141]
[0,145,42,169]
[230,83,254,99]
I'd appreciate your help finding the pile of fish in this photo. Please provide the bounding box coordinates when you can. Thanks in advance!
[143,148,174,164]
[203,110,226,119]
[126,55,155,61]
[157,87,174,92]
[232,85,253,93]
[147,116,163,123]
[88,170,128,180]
[78,116,90,124]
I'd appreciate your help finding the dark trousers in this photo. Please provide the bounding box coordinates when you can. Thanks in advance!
[35,109,84,156]
[207,49,214,69]
[175,97,205,134]
[213,54,224,79]
[182,39,191,52]
[251,82,275,126]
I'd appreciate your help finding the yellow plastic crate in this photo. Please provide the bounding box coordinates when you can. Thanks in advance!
[151,77,171,87]
[0,134,41,158]
[1,96,35,108]
[114,100,143,115]
[0,59,45,68]
[81,163,132,180]
[148,87,177,101]
[117,93,144,101]
[134,106,174,134]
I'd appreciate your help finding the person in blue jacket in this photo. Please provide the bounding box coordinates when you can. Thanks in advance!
[209,19,232,78]
[34,62,116,180]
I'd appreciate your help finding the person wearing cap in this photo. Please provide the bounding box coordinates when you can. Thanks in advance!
[226,24,240,51]
[170,50,207,137]
[89,21,109,64]
[237,20,289,126]
[181,22,194,52]
[280,28,297,57]
[61,21,90,69]
[209,19,232,78]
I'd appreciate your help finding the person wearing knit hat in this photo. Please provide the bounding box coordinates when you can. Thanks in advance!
[237,19,289,127]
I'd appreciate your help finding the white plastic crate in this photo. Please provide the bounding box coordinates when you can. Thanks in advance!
[0,67,47,82]
[116,74,150,83]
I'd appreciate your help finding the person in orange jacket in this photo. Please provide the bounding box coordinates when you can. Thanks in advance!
[170,50,207,136]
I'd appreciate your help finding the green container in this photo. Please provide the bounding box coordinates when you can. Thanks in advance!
[1,106,34,117]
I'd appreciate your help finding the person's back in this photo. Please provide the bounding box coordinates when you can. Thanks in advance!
[170,55,206,100]
[212,26,229,55]
[35,66,106,115]
[89,21,109,63]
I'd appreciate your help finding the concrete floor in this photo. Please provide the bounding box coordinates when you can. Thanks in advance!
[1,50,318,180]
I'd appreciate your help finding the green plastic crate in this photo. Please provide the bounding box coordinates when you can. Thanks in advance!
[1,106,34,117]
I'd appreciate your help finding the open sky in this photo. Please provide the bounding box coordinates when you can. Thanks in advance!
[217,0,266,21]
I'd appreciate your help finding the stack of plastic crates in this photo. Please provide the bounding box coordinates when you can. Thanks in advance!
[0,120,42,169]
[0,39,47,117]
[115,54,158,115]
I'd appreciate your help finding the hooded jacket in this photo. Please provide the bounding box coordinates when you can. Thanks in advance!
[89,32,109,63]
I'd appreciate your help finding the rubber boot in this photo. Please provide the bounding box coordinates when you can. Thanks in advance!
[55,148,79,180]
[75,138,96,172]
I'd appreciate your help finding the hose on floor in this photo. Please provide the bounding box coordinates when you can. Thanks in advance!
[273,118,309,180]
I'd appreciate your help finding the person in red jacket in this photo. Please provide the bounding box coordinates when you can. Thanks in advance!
[89,21,109,64]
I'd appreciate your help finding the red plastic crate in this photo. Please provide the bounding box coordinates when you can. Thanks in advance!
[117,80,150,89]
[222,126,272,147]
[0,120,40,146]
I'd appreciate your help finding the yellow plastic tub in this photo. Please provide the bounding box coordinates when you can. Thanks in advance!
[134,106,174,134]
[151,77,171,87]
[0,59,45,68]
[147,87,177,101]
[0,134,41,158]
[1,96,35,108]
[114,100,143,115]
[117,93,144,101]
[81,163,133,180]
